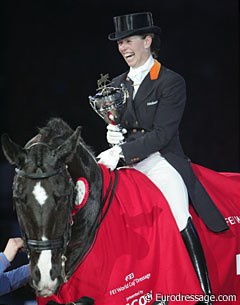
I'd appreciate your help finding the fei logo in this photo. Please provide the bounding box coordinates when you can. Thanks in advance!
[125,273,135,282]
[126,291,152,305]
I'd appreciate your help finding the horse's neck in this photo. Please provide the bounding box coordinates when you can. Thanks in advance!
[67,143,100,183]
[65,142,103,275]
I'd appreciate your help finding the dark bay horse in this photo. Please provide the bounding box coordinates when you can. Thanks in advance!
[1,118,104,296]
[1,118,240,305]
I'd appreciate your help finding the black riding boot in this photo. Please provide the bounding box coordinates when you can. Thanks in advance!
[181,218,212,305]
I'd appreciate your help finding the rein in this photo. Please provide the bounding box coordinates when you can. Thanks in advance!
[98,169,119,227]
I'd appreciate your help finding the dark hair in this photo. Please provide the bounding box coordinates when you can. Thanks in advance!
[141,33,161,59]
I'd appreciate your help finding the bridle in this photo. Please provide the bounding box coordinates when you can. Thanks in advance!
[16,167,62,180]
[16,165,74,252]
[14,143,74,282]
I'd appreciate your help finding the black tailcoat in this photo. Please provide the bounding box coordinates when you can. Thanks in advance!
[112,60,228,233]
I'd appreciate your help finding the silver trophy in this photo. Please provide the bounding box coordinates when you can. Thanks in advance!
[89,74,129,128]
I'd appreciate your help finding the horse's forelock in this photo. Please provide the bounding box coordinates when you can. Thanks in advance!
[39,118,95,157]
[39,118,75,148]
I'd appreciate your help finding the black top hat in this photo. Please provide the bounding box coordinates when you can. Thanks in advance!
[108,12,161,41]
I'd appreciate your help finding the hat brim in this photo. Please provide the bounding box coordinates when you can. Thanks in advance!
[108,26,161,41]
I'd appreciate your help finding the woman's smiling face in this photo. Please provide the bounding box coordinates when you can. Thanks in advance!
[117,35,152,68]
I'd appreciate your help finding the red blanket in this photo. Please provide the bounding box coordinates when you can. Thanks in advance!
[37,164,240,305]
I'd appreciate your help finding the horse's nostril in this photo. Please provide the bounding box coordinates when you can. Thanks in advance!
[50,260,64,280]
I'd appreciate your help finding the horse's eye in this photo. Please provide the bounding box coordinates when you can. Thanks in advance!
[13,196,25,207]
[13,193,23,200]
[54,194,70,204]
[61,194,70,201]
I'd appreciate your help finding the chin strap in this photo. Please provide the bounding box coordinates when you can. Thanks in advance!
[181,217,213,305]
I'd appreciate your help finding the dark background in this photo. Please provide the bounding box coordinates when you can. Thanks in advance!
[0,0,239,304]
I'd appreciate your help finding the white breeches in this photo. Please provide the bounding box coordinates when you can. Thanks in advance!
[133,152,191,231]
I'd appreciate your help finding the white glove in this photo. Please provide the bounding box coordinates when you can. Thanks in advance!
[97,145,123,170]
[106,124,126,145]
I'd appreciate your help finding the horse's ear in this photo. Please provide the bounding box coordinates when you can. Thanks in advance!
[1,134,27,167]
[54,126,82,163]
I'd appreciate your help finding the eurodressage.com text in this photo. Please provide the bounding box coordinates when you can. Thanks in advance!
[125,291,236,305]
[155,293,237,303]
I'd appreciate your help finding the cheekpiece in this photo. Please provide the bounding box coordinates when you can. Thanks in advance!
[89,74,129,125]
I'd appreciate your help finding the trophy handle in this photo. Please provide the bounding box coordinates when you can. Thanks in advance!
[88,97,105,120]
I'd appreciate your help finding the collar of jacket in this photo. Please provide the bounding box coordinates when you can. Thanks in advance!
[150,60,161,80]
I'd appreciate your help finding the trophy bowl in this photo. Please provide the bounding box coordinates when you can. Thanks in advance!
[89,74,129,125]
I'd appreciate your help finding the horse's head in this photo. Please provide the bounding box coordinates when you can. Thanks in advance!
[1,127,81,297]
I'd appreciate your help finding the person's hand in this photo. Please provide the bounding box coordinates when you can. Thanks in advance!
[97,146,122,170]
[3,238,24,262]
[106,124,126,145]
